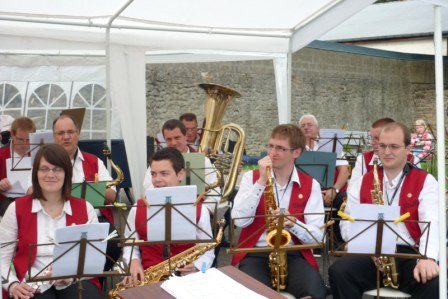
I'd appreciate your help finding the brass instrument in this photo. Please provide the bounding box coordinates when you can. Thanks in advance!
[264,166,291,291]
[198,83,246,203]
[108,220,226,299]
[371,158,399,289]
[103,143,125,188]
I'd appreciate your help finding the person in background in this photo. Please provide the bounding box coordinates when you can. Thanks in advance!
[0,116,36,217]
[1,144,106,299]
[123,147,214,285]
[298,114,349,245]
[349,117,395,185]
[179,113,201,152]
[410,119,433,161]
[329,122,440,298]
[231,124,326,299]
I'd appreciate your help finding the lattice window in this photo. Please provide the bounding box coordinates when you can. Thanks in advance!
[0,83,24,118]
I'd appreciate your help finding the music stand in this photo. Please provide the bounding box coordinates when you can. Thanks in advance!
[25,223,129,299]
[121,185,217,280]
[181,153,206,194]
[330,204,429,297]
[9,131,54,172]
[228,211,325,292]
[71,181,107,208]
[295,151,336,189]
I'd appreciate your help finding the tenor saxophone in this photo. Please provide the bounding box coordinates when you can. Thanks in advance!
[371,158,399,289]
[108,220,225,299]
[264,167,291,291]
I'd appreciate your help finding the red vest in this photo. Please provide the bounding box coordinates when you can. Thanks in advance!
[231,170,319,271]
[135,199,203,269]
[359,166,427,244]
[81,151,114,224]
[3,196,100,297]
[0,146,11,181]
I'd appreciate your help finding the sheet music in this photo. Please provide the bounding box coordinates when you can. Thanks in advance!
[161,268,267,299]
[5,157,31,196]
[318,129,345,157]
[52,223,109,277]
[347,204,400,254]
[146,185,197,241]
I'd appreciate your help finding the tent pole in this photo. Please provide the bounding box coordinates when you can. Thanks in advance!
[433,5,447,298]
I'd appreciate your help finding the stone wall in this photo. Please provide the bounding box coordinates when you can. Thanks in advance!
[146,43,447,155]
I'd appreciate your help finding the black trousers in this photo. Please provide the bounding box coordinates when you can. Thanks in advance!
[32,280,107,299]
[239,251,327,299]
[329,246,442,299]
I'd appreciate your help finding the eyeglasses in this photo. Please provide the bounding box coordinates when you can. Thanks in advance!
[378,144,406,152]
[13,137,30,143]
[54,130,77,137]
[38,167,64,174]
[267,144,295,153]
[185,128,198,132]
[300,123,315,129]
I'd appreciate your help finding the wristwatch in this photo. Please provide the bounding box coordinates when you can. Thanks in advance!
[332,187,339,194]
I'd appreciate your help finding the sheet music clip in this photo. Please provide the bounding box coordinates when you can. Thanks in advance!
[102,230,119,243]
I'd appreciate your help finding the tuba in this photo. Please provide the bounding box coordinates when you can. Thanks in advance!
[198,83,245,203]
[264,166,291,291]
[371,158,399,288]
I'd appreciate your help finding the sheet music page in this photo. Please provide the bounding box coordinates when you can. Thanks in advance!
[347,204,400,254]
[161,268,268,299]
[5,157,31,196]
[318,129,345,157]
[52,223,109,277]
[146,185,197,241]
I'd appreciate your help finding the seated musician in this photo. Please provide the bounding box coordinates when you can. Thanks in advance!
[123,147,214,285]
[0,116,36,217]
[1,144,107,299]
[329,122,440,298]
[179,112,201,151]
[231,124,327,299]
[143,119,220,214]
[298,114,349,244]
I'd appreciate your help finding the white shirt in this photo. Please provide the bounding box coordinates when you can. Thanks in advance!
[342,169,439,261]
[231,169,325,246]
[349,152,377,188]
[306,141,349,167]
[122,204,214,271]
[1,199,98,291]
[143,151,220,214]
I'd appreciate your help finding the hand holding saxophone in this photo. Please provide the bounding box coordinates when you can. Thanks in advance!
[257,156,272,185]
[122,259,145,287]
[271,208,296,229]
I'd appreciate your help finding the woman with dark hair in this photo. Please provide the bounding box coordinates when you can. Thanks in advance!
[1,144,107,299]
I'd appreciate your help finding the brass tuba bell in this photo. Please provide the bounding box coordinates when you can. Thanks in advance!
[198,83,245,203]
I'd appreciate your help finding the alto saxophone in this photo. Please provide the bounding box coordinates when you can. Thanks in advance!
[103,143,125,188]
[264,166,291,291]
[371,158,399,289]
[108,220,225,299]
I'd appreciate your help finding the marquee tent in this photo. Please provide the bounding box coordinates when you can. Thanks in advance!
[0,0,446,296]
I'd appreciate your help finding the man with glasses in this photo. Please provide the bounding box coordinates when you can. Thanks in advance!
[0,117,36,216]
[231,124,327,299]
[180,113,201,151]
[329,122,440,298]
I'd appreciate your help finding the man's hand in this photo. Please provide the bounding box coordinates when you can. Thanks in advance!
[177,263,199,276]
[322,189,336,207]
[8,281,35,299]
[123,259,145,287]
[105,189,117,205]
[257,156,272,186]
[272,208,296,229]
[414,259,439,284]
[0,178,12,192]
